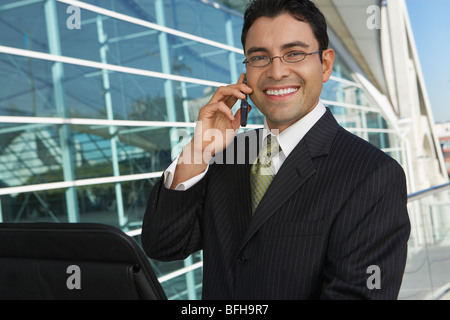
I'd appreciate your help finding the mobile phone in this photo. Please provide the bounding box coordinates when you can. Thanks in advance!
[240,77,249,127]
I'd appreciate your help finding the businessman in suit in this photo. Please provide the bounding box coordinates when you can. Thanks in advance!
[142,0,410,299]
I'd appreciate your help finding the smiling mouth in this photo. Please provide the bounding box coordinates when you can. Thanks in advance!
[265,87,299,97]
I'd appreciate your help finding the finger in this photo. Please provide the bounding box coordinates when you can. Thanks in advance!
[234,108,241,128]
[210,86,249,104]
[209,78,253,104]
[202,102,236,122]
[237,72,246,84]
[217,103,236,122]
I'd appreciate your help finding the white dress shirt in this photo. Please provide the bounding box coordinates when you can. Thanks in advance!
[164,100,326,190]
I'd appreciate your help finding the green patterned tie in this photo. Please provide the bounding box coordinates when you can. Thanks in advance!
[250,135,282,214]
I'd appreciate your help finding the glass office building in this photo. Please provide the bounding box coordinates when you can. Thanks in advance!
[0,0,408,299]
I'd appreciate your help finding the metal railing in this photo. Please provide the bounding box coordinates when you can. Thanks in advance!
[399,182,450,300]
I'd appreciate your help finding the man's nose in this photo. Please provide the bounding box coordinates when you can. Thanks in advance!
[266,57,290,80]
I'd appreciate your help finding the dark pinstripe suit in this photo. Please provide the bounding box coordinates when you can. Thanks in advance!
[142,108,411,300]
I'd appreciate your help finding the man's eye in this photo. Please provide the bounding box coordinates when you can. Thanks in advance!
[285,51,305,58]
[250,55,269,62]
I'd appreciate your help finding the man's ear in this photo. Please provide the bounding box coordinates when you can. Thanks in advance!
[322,49,335,83]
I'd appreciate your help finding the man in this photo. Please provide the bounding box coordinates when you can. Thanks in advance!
[142,0,410,300]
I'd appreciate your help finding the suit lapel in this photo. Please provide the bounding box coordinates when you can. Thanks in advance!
[237,108,340,252]
[237,140,316,252]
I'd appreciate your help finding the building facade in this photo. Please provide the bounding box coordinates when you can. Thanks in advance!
[0,0,447,299]
[436,122,450,177]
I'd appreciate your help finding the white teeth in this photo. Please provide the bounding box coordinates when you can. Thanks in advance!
[266,88,298,96]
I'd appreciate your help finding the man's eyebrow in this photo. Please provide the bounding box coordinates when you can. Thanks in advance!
[281,41,310,50]
[246,46,269,56]
[246,41,311,56]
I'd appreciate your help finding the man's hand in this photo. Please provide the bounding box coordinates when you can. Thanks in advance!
[170,73,252,189]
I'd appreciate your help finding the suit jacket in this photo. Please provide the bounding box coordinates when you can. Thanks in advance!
[141,109,411,300]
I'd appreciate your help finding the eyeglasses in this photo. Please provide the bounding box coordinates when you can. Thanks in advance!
[243,50,323,68]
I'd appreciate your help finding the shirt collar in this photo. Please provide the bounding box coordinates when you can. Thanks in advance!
[262,100,326,158]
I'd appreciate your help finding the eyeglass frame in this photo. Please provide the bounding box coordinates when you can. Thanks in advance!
[243,50,323,68]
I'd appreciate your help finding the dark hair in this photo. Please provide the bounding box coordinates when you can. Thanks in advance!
[241,0,329,54]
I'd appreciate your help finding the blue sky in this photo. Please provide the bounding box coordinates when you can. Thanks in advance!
[405,0,450,123]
